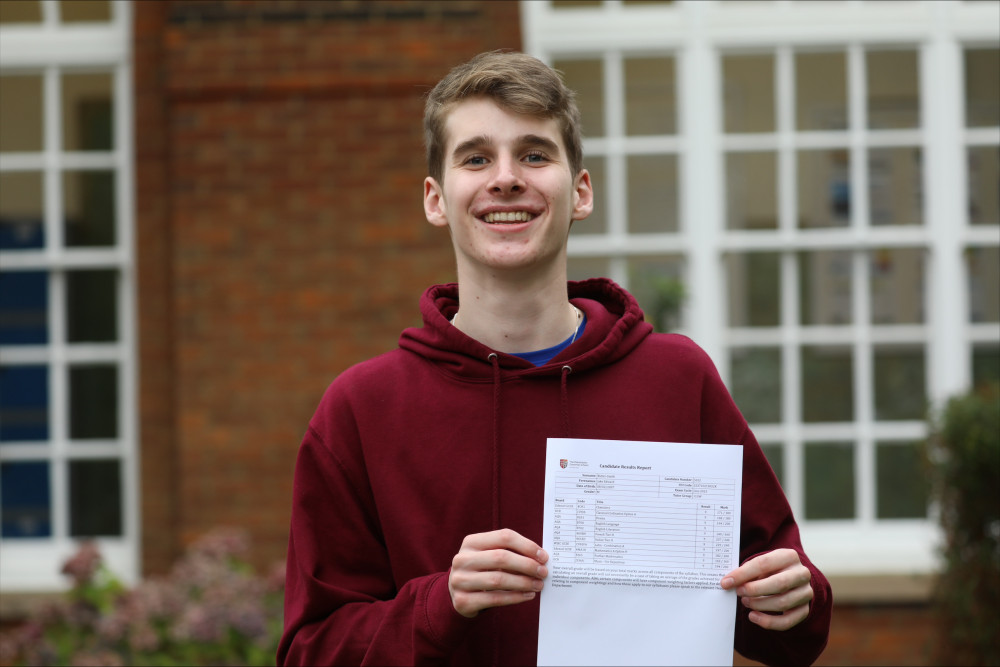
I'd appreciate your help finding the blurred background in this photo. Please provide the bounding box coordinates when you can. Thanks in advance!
[0,1,997,665]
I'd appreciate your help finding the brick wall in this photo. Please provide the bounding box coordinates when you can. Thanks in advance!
[735,602,939,666]
[134,0,522,574]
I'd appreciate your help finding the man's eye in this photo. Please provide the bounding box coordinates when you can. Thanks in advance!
[524,152,548,163]
[465,155,488,166]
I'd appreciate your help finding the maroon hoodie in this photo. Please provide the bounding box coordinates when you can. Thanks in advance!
[278,278,832,666]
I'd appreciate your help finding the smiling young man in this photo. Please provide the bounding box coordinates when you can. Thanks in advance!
[278,51,832,666]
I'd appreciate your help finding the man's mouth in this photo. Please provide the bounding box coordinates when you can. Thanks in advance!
[482,211,536,224]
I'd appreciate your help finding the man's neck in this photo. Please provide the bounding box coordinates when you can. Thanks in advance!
[452,266,577,354]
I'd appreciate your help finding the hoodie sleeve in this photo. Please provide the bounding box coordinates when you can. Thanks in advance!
[731,426,833,666]
[697,346,832,666]
[277,384,475,666]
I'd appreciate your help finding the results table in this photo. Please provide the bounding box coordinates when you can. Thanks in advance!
[550,471,736,571]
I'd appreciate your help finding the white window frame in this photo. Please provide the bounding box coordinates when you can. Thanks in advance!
[0,0,138,591]
[523,0,1000,576]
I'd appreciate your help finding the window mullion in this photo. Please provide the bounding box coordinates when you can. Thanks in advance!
[605,51,626,241]
[853,248,876,524]
[49,269,68,540]
[924,19,970,401]
[847,43,868,236]
[680,24,724,364]
[41,0,58,26]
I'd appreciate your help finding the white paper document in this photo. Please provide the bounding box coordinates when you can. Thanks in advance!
[537,438,744,666]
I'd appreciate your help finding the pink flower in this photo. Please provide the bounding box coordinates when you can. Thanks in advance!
[61,541,103,587]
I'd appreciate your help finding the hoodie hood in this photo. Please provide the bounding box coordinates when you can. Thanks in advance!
[398,277,653,378]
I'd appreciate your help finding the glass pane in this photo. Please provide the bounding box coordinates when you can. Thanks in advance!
[972,344,1000,389]
[59,0,111,22]
[69,365,118,439]
[62,72,114,151]
[0,365,49,442]
[876,441,929,519]
[624,56,675,135]
[730,347,782,423]
[727,152,777,230]
[796,51,847,131]
[866,49,920,129]
[965,48,1000,128]
[799,250,852,326]
[802,346,853,422]
[554,59,605,137]
[874,345,926,421]
[575,156,606,235]
[568,256,610,282]
[760,443,784,488]
[63,170,115,247]
[868,147,923,226]
[1,271,48,344]
[0,74,43,152]
[968,146,999,226]
[627,154,678,233]
[0,172,45,250]
[1,461,51,538]
[797,149,850,229]
[66,269,117,343]
[723,54,775,134]
[805,441,855,520]
[968,247,1000,323]
[69,459,122,537]
[0,0,42,23]
[870,248,925,324]
[628,255,685,332]
[727,252,780,327]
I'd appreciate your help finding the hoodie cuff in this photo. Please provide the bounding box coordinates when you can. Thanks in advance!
[420,571,476,651]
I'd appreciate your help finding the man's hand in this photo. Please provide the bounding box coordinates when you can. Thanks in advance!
[720,549,813,631]
[448,529,549,618]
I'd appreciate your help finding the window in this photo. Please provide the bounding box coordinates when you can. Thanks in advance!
[523,0,1000,575]
[0,0,136,591]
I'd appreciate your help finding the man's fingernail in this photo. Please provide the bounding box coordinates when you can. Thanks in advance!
[721,577,734,589]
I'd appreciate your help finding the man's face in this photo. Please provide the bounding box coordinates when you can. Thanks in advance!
[423,97,593,279]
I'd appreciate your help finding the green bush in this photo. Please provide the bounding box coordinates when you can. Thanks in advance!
[926,382,1000,666]
[0,528,284,667]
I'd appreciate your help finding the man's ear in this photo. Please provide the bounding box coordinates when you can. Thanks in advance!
[424,177,449,228]
[571,169,594,222]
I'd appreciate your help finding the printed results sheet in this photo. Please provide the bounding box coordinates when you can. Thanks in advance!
[537,438,743,666]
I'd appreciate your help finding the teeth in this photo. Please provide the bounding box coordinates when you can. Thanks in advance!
[484,211,532,223]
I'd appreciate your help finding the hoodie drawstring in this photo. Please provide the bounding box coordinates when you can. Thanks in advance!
[488,353,501,532]
[487,352,501,667]
[560,365,573,437]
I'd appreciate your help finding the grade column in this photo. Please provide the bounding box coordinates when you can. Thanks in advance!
[695,502,716,569]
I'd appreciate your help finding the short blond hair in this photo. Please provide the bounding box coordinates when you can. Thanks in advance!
[424,50,584,182]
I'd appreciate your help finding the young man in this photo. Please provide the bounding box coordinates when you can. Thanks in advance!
[278,50,832,666]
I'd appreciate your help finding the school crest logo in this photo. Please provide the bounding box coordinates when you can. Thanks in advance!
[560,459,568,469]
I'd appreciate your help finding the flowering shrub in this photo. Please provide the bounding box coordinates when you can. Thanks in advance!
[926,383,1000,665]
[0,528,285,666]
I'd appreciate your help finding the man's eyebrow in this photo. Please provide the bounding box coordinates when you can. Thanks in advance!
[518,134,561,154]
[451,135,492,159]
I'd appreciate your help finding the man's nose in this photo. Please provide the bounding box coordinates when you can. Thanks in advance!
[489,156,525,194]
